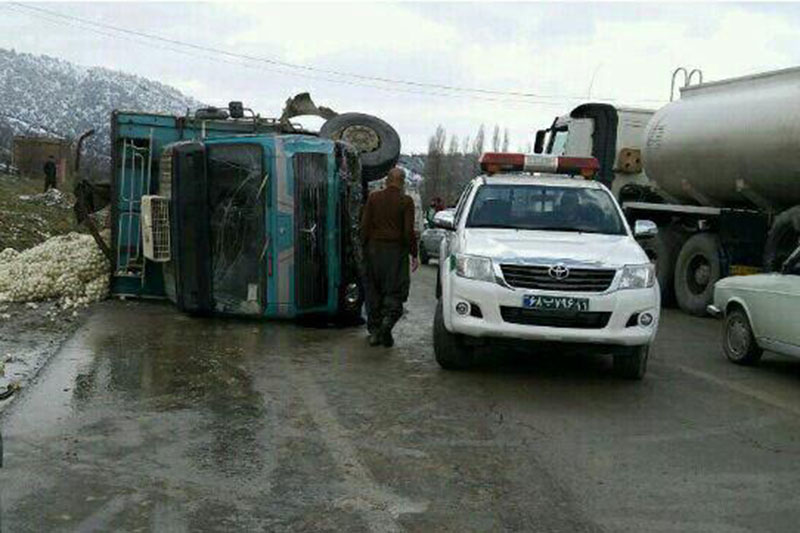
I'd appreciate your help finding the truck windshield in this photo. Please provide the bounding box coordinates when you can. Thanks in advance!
[547,128,568,155]
[207,144,265,313]
[466,184,627,235]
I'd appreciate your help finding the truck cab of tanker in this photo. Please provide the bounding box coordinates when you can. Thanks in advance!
[108,101,399,321]
[534,104,655,200]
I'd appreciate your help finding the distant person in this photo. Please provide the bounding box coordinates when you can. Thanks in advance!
[425,197,445,227]
[43,155,57,192]
[361,168,419,347]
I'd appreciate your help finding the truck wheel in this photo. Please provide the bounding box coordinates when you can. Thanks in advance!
[764,206,800,272]
[723,307,763,365]
[320,113,400,181]
[641,226,685,307]
[613,345,649,380]
[434,299,474,370]
[420,247,430,265]
[674,233,721,316]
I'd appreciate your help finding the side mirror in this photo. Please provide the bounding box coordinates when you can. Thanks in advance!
[433,210,456,231]
[533,130,546,154]
[634,220,658,238]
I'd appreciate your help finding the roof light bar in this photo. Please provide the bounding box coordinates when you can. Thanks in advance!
[479,152,600,177]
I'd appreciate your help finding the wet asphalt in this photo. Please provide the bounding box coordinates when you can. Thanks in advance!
[3,265,800,532]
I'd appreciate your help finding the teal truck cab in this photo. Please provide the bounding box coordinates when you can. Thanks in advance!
[107,101,399,320]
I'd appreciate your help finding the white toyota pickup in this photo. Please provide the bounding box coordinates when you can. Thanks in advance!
[433,153,660,379]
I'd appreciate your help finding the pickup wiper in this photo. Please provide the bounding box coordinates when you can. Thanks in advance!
[525,226,584,232]
[468,223,521,229]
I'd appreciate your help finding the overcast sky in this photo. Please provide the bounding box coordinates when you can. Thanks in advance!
[2,1,799,153]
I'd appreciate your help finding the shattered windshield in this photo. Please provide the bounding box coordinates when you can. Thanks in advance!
[207,144,265,314]
[466,184,627,235]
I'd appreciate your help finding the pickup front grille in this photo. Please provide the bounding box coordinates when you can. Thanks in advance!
[500,264,616,292]
[500,307,611,329]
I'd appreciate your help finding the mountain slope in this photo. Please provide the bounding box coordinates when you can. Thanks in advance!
[0,48,202,168]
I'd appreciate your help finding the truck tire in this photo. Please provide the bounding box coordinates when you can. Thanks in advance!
[433,299,474,370]
[641,226,685,307]
[674,233,721,316]
[722,307,762,365]
[320,113,400,181]
[764,206,800,272]
[613,345,649,380]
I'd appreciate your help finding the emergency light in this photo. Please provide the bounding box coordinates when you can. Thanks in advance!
[479,153,600,178]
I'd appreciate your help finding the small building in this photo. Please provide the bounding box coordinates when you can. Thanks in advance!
[12,136,72,187]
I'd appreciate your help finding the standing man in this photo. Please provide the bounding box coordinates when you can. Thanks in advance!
[43,155,57,192]
[361,168,419,347]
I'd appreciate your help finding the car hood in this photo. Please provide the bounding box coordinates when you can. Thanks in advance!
[462,229,648,268]
[715,273,788,291]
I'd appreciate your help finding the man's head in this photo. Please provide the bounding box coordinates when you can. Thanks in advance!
[48,155,54,160]
[385,167,405,190]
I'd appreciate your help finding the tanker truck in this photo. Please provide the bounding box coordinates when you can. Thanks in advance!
[535,67,800,316]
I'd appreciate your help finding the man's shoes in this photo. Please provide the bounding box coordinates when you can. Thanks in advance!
[368,332,382,346]
[381,328,394,347]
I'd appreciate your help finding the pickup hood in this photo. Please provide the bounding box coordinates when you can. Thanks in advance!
[463,229,648,268]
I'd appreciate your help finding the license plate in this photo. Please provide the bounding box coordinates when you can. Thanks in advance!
[523,294,589,312]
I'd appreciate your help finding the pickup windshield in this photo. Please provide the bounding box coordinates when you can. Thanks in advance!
[466,184,627,235]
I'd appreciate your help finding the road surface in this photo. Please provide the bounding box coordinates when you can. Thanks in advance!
[2,265,800,532]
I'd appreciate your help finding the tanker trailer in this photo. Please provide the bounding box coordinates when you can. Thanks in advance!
[625,66,800,316]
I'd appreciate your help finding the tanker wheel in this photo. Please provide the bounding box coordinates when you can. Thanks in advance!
[674,233,721,317]
[641,225,686,307]
[764,206,800,272]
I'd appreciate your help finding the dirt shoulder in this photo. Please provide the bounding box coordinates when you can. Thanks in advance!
[0,172,93,411]
[0,301,90,412]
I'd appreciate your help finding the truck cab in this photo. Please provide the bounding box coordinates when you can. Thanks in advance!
[109,104,382,320]
[535,104,655,200]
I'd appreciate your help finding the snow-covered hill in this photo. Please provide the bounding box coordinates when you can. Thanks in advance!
[0,48,202,167]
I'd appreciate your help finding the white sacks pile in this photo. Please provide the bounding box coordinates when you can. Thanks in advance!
[0,233,111,308]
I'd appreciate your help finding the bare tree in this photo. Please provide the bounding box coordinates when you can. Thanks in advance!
[491,125,500,151]
[461,135,470,155]
[472,124,485,155]
[447,134,459,155]
[501,128,509,152]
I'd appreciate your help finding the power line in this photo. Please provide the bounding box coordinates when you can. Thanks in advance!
[0,3,577,108]
[5,2,667,107]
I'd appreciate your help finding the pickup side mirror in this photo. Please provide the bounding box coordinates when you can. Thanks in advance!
[433,210,456,231]
[634,220,658,238]
[533,130,546,154]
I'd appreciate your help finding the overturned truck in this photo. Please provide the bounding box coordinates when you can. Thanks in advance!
[79,96,400,321]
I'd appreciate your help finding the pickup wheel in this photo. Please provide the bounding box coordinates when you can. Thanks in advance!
[613,345,649,380]
[674,233,721,316]
[723,307,762,365]
[420,247,430,265]
[433,299,474,370]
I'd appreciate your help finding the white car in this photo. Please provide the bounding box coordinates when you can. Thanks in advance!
[433,154,660,379]
[708,246,800,365]
[420,209,454,264]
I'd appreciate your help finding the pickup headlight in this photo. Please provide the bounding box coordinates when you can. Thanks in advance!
[454,254,495,282]
[618,263,656,290]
